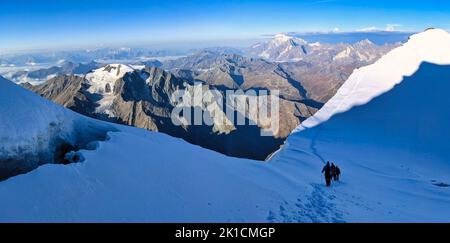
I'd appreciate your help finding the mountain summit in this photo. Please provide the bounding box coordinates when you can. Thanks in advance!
[271,33,308,46]
[248,33,310,61]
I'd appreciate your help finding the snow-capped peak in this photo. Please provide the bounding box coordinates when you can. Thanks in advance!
[86,64,134,85]
[272,33,308,46]
[253,34,310,61]
[333,46,354,60]
[85,64,136,116]
[355,39,374,46]
[295,28,450,133]
[273,33,293,41]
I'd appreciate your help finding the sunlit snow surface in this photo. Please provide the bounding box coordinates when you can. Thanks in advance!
[0,30,450,222]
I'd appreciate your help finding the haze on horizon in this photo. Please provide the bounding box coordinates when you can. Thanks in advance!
[1,0,449,51]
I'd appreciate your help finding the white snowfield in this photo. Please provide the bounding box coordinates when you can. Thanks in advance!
[0,29,449,222]
[0,76,82,160]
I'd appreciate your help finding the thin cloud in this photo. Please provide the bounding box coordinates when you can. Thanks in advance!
[357,24,403,32]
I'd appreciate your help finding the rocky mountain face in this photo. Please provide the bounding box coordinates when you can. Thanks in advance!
[278,41,398,103]
[161,51,321,137]
[24,74,100,118]
[162,51,308,101]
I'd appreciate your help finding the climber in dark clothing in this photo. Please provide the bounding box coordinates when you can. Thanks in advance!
[322,162,332,187]
[335,166,341,181]
[331,163,337,181]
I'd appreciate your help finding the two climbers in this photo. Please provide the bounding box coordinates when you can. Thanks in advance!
[322,161,341,187]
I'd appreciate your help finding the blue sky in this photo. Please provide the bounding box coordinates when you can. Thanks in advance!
[1,0,450,51]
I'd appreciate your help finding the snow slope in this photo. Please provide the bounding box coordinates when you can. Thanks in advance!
[0,76,74,149]
[0,125,308,222]
[0,75,116,179]
[0,75,101,159]
[271,29,450,222]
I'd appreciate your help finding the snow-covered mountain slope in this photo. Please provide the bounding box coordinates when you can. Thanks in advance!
[0,125,305,222]
[296,28,450,133]
[271,29,450,222]
[0,76,116,180]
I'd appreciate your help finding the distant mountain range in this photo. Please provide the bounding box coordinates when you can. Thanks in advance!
[245,33,399,62]
[0,47,189,67]
[0,31,403,68]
